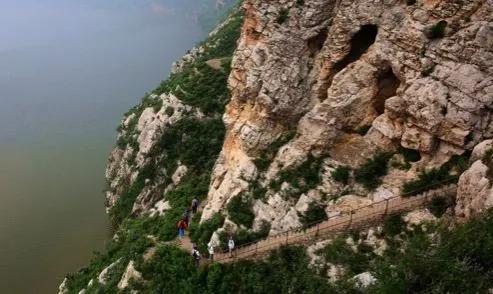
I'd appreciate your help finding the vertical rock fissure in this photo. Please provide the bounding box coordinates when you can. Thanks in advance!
[318,24,378,101]
[308,28,329,57]
[373,68,399,115]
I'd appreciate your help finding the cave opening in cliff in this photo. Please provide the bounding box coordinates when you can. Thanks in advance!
[373,68,400,115]
[333,24,378,72]
[308,28,328,57]
[318,24,379,102]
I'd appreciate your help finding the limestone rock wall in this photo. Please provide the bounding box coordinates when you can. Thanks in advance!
[202,0,493,232]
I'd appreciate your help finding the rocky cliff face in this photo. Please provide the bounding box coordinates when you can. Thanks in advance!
[202,0,492,234]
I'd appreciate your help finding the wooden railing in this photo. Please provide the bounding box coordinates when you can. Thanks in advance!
[214,183,457,263]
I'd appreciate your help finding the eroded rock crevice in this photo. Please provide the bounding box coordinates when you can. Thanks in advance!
[373,68,400,116]
[318,24,379,101]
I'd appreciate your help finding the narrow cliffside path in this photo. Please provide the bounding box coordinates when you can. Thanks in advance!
[213,185,457,263]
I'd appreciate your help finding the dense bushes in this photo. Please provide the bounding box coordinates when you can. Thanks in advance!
[354,151,393,190]
[299,202,327,228]
[154,61,231,114]
[254,130,296,172]
[190,213,225,251]
[331,166,351,185]
[402,166,456,196]
[427,195,450,218]
[227,194,255,228]
[382,213,406,237]
[372,210,493,293]
[276,8,290,24]
[427,20,448,39]
[270,154,324,198]
[204,246,335,293]
[319,236,374,275]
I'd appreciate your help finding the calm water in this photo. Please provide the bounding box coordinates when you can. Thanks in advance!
[0,0,222,292]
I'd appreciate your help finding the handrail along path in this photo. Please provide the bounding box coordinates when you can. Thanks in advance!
[213,182,457,263]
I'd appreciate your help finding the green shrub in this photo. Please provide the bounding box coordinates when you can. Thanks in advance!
[421,64,435,77]
[354,151,393,190]
[227,194,255,228]
[402,166,456,196]
[483,148,493,163]
[382,213,406,237]
[406,0,416,5]
[296,0,305,6]
[427,195,449,217]
[250,181,268,200]
[331,166,351,185]
[373,210,493,293]
[320,236,373,274]
[269,155,324,200]
[254,130,296,172]
[403,153,469,196]
[299,202,327,228]
[276,8,289,24]
[165,106,174,117]
[427,20,447,39]
[355,124,371,136]
[189,212,224,251]
[153,99,163,113]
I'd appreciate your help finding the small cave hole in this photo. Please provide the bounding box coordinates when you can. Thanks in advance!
[373,68,400,115]
[317,24,378,102]
[308,28,328,57]
[333,24,378,72]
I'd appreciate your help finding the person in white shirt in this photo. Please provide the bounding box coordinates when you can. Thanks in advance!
[207,242,215,261]
[228,236,235,257]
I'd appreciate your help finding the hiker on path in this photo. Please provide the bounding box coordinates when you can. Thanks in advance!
[207,242,215,261]
[228,236,235,257]
[183,208,191,226]
[192,244,201,266]
[177,218,187,238]
[191,197,199,214]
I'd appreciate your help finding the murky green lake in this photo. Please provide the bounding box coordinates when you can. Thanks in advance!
[0,0,219,292]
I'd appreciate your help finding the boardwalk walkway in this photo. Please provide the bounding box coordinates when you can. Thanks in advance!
[213,184,457,263]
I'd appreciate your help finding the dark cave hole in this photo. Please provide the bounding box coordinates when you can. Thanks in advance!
[318,25,378,101]
[373,68,400,115]
[308,28,328,57]
[333,24,378,72]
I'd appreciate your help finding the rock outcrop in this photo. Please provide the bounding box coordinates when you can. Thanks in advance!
[455,139,493,218]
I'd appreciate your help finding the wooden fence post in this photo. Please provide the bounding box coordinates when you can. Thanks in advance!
[285,232,289,245]
[315,223,320,237]
[347,211,353,229]
[383,199,389,219]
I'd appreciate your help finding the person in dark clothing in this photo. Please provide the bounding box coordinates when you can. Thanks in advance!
[191,198,199,214]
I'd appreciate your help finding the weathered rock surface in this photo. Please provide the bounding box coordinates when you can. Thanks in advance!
[455,153,493,218]
[118,261,143,290]
[97,258,122,285]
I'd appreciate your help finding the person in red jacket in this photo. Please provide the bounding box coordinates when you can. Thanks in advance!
[177,218,187,238]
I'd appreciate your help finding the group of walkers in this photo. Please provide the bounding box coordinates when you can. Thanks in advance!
[177,197,200,238]
[176,197,236,265]
[191,235,235,266]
